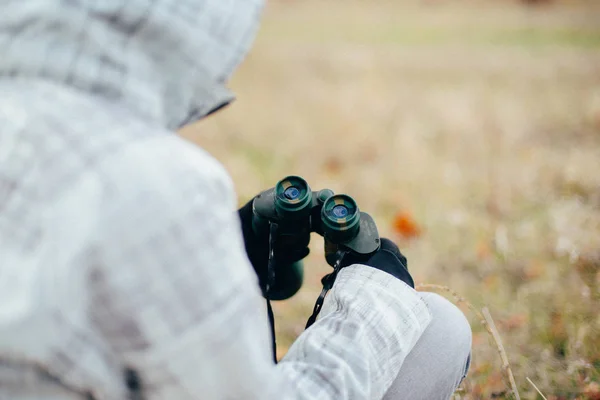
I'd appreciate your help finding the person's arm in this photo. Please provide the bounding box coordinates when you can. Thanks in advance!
[277,264,430,399]
[90,137,431,399]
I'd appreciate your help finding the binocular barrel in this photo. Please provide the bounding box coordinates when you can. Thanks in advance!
[321,194,361,243]
[272,176,362,241]
[251,175,379,300]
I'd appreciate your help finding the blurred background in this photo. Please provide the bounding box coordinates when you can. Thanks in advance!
[180,0,600,398]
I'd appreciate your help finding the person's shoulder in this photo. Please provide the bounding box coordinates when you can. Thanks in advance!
[1,80,234,205]
[103,132,231,186]
[95,132,236,215]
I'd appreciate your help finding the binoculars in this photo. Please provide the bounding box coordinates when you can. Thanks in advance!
[252,176,381,300]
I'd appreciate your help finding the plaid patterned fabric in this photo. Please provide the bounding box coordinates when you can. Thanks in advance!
[0,1,431,399]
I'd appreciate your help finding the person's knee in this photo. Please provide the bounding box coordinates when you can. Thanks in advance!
[382,292,473,400]
[421,292,472,373]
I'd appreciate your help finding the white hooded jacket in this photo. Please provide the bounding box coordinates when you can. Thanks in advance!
[0,1,431,399]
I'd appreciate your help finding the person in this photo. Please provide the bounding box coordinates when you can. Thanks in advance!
[0,0,472,399]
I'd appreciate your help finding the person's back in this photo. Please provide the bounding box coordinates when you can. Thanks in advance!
[0,77,272,397]
[0,1,268,397]
[0,1,472,399]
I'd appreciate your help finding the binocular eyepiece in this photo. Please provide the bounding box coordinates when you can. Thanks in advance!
[273,176,361,242]
[252,176,380,301]
[321,194,361,243]
[274,176,313,218]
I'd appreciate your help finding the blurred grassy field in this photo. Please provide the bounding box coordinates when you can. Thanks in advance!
[180,0,600,398]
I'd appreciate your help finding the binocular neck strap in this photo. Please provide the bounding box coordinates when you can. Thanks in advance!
[304,251,348,329]
[266,298,277,363]
[266,223,278,363]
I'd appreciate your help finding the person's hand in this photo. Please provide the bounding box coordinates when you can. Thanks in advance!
[237,197,310,290]
[343,238,414,288]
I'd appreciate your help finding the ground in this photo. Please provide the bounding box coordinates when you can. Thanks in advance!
[180,1,600,398]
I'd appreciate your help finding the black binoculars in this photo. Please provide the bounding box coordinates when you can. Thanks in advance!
[252,176,381,300]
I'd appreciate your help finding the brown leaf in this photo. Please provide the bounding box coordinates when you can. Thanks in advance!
[584,382,600,400]
[322,156,343,175]
[392,211,422,239]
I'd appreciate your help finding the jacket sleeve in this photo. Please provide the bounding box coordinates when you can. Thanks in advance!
[90,136,431,400]
[276,265,431,400]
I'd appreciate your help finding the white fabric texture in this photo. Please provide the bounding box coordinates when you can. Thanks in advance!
[0,1,432,399]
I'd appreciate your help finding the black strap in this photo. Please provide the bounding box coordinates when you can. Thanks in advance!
[266,298,277,363]
[124,367,144,400]
[266,223,278,363]
[266,223,278,294]
[305,251,347,329]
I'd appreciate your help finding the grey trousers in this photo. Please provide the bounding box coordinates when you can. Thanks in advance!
[384,292,473,400]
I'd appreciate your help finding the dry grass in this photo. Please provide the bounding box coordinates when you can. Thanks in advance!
[180,0,600,398]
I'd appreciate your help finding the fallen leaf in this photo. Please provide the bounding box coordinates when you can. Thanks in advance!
[584,382,600,400]
[392,211,422,239]
[323,156,343,175]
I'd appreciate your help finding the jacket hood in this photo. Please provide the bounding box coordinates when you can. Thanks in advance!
[0,0,264,130]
